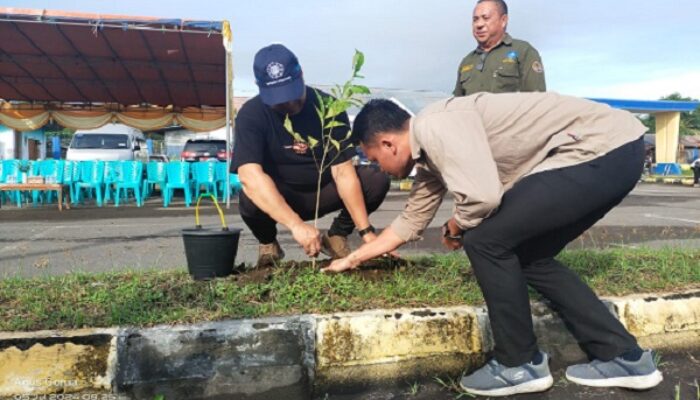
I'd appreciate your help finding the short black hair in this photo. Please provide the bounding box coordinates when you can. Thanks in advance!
[353,99,411,145]
[477,0,508,15]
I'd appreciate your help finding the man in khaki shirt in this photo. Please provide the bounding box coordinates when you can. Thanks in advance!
[324,93,663,397]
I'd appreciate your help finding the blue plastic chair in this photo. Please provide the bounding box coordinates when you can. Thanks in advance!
[192,161,218,199]
[74,161,105,207]
[63,161,80,204]
[102,161,123,204]
[142,161,167,201]
[163,161,192,207]
[32,160,64,206]
[0,159,21,206]
[114,161,144,207]
[214,162,230,201]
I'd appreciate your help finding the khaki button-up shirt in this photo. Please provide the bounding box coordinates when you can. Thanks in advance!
[390,92,647,242]
[454,33,546,96]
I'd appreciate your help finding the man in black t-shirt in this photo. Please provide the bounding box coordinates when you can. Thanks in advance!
[232,44,390,266]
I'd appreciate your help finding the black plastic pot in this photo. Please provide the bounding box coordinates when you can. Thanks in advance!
[182,194,242,280]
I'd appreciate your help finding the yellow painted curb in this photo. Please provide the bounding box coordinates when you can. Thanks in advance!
[315,307,486,389]
[0,329,116,397]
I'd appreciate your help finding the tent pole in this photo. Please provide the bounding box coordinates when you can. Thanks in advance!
[224,23,233,209]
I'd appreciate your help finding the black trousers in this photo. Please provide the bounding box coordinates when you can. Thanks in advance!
[239,166,390,244]
[693,166,700,184]
[462,137,645,367]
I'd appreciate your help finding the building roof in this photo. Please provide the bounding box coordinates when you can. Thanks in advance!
[0,8,227,108]
[589,98,700,113]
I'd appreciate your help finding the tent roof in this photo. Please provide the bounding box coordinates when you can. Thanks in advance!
[0,8,226,108]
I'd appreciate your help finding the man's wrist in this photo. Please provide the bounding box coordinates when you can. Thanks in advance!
[357,225,376,238]
[442,221,463,240]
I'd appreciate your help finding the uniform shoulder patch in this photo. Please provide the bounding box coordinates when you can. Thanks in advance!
[461,64,474,73]
[532,60,544,74]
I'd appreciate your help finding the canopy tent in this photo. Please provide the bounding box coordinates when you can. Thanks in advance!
[0,8,232,132]
[0,7,235,204]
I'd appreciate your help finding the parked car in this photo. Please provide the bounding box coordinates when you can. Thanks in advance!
[180,139,229,162]
[66,124,148,162]
[148,154,169,162]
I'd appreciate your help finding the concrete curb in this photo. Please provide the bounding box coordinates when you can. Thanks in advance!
[1,289,698,399]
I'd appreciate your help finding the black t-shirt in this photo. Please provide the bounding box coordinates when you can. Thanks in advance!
[232,86,355,189]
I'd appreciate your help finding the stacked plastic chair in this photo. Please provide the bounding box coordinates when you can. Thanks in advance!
[102,161,123,204]
[32,160,64,206]
[142,161,167,201]
[192,161,218,199]
[74,161,105,207]
[63,161,80,204]
[163,161,192,207]
[114,161,144,207]
[0,160,20,206]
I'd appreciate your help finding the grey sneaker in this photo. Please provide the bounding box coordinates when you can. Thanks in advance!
[459,352,553,397]
[320,234,351,259]
[257,241,285,267]
[565,350,663,389]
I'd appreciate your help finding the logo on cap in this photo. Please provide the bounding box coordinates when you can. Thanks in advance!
[266,62,285,80]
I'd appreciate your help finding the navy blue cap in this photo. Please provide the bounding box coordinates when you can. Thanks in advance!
[253,44,305,106]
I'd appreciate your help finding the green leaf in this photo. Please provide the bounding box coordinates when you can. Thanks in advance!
[345,129,353,140]
[314,89,326,118]
[292,132,306,143]
[283,115,294,134]
[344,143,354,150]
[352,49,365,76]
[308,136,319,149]
[325,120,346,129]
[326,100,350,119]
[349,84,371,95]
[330,138,340,152]
[315,106,324,122]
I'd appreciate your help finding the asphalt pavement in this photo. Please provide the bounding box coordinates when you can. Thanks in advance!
[318,349,700,400]
[1,183,700,278]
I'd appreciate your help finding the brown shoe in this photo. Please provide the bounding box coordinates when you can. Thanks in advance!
[257,240,285,267]
[321,234,351,259]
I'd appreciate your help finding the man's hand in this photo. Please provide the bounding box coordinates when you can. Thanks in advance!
[290,222,321,257]
[322,256,359,273]
[441,217,464,251]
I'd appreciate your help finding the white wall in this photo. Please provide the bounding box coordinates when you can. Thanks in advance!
[0,126,15,159]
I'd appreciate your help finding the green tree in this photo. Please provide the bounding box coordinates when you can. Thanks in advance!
[639,93,700,136]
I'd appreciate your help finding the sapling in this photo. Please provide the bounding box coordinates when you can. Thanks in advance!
[283,50,370,267]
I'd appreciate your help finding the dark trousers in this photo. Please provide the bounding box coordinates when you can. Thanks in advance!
[462,138,645,367]
[239,166,390,244]
[693,166,700,184]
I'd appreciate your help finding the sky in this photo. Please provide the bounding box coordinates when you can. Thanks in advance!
[3,0,700,100]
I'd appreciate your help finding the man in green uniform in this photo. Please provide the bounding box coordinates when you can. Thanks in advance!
[454,0,546,96]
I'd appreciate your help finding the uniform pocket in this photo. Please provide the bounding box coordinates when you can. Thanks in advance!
[493,66,520,92]
[459,71,472,89]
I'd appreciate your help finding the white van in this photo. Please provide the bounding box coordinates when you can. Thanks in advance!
[66,124,148,162]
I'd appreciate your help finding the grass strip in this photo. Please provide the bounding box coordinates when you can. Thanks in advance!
[0,247,698,332]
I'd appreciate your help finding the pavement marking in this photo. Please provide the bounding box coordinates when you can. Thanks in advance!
[643,213,700,225]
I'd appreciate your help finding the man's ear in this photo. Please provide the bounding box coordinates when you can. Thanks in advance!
[380,136,393,150]
[501,14,508,29]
